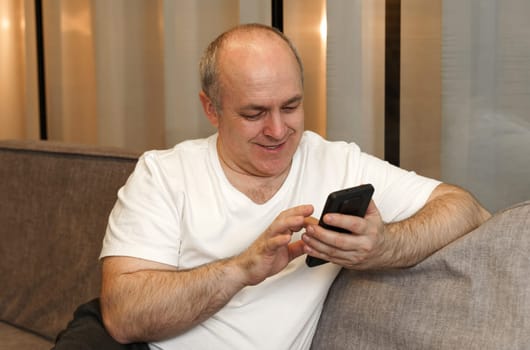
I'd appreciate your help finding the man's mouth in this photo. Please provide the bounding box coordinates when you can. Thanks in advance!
[258,142,286,151]
[263,144,282,150]
[254,132,293,151]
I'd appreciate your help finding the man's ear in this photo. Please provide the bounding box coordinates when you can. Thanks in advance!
[199,90,219,128]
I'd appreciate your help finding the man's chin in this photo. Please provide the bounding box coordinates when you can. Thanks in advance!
[253,160,293,178]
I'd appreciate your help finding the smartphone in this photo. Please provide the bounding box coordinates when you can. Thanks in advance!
[306,184,374,267]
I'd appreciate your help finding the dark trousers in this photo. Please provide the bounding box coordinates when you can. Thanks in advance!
[53,299,149,350]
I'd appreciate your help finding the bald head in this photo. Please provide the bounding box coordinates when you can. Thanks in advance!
[199,24,304,112]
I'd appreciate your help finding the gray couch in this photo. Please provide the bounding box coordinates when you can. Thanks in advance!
[1,140,528,349]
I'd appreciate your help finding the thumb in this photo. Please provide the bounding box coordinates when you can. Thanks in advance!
[365,200,380,218]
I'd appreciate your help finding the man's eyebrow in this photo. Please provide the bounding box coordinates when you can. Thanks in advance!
[239,104,268,112]
[239,95,303,111]
[284,95,303,105]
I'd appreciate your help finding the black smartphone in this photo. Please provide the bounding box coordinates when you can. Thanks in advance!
[306,184,375,267]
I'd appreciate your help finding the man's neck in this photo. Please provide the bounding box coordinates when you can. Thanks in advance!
[217,152,290,204]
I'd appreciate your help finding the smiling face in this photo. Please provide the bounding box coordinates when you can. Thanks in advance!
[200,29,304,179]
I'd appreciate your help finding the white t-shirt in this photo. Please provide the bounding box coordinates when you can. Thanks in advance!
[100,131,440,350]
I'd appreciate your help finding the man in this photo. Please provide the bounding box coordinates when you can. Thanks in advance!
[99,24,490,349]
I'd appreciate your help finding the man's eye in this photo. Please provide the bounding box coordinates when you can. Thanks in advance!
[282,105,298,113]
[241,111,264,120]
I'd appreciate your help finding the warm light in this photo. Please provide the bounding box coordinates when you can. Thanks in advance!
[1,18,10,30]
[319,13,327,42]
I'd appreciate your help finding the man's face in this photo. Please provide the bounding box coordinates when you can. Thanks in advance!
[208,35,304,179]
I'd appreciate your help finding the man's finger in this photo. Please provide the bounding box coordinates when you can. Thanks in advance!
[287,240,306,260]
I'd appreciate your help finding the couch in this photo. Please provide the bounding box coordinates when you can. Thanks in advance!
[0,139,528,349]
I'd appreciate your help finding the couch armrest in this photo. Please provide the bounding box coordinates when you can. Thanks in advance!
[311,201,530,349]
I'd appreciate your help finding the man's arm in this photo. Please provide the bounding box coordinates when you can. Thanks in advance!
[378,183,491,268]
[101,256,242,344]
[302,183,491,269]
[100,204,313,344]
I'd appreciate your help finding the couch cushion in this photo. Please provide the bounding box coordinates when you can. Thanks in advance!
[0,140,138,340]
[0,321,53,350]
[311,200,530,349]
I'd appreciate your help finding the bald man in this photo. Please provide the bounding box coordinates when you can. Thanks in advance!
[98,24,490,350]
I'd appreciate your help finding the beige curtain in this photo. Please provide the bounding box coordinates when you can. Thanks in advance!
[44,0,98,144]
[162,0,238,147]
[400,0,442,178]
[441,0,530,211]
[284,0,327,137]
[326,0,385,158]
[0,0,39,140]
[92,0,165,150]
[327,0,441,178]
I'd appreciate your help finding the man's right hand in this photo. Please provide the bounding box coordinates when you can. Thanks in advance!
[234,204,314,286]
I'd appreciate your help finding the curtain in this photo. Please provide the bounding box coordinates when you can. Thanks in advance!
[326,0,385,158]
[284,0,327,137]
[442,0,530,212]
[400,0,442,178]
[0,0,39,140]
[48,0,240,151]
[44,0,98,144]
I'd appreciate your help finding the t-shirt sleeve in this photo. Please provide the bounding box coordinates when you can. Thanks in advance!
[357,152,441,223]
[99,152,183,267]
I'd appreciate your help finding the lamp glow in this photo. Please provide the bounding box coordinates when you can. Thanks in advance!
[1,18,10,30]
[319,14,327,42]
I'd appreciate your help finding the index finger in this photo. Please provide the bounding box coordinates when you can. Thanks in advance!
[268,204,315,236]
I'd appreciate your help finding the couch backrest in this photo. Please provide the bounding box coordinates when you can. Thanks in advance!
[0,140,139,340]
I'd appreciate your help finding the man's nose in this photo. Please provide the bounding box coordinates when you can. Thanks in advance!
[263,111,286,139]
